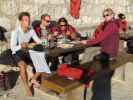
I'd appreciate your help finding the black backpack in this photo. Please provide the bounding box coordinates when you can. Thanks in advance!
[0,26,7,42]
[127,39,133,53]
[0,49,15,65]
[62,52,80,67]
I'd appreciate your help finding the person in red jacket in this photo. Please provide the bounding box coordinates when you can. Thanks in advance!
[81,8,118,100]
[81,8,119,60]
[57,17,78,40]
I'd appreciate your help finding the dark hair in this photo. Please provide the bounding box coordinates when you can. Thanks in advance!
[118,13,126,19]
[41,14,50,20]
[58,17,68,25]
[94,52,110,69]
[18,12,30,21]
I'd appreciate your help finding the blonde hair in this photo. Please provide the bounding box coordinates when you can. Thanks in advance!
[103,8,115,16]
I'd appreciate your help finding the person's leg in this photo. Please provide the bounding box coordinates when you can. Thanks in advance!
[30,72,41,87]
[17,60,32,96]
[91,52,113,100]
[31,72,50,81]
[50,57,59,71]
[30,72,50,87]
[91,71,112,100]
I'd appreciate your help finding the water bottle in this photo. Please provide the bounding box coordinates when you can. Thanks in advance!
[42,39,49,47]
[63,33,67,43]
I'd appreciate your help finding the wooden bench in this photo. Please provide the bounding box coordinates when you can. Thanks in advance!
[41,51,133,96]
[41,73,82,94]
[110,51,133,70]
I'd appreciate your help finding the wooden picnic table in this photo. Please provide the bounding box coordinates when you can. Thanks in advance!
[47,43,88,57]
[41,50,133,96]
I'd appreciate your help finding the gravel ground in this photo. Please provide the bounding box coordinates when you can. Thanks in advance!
[0,62,133,100]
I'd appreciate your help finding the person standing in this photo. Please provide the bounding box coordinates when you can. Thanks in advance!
[81,8,119,100]
[81,8,119,60]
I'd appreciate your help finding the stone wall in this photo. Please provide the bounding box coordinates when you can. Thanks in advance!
[0,0,133,31]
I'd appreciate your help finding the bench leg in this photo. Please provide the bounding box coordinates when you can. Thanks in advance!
[59,93,68,100]
[122,66,126,81]
[59,91,78,100]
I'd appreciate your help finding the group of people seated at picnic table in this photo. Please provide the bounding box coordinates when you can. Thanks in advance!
[9,7,129,98]
[10,12,82,96]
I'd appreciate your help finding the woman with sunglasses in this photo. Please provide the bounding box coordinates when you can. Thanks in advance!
[57,17,78,40]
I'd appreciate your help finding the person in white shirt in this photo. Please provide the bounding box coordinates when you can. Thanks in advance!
[11,12,48,96]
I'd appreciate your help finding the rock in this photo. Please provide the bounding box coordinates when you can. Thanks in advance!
[38,5,49,17]
[49,0,65,4]
[81,16,91,25]
[0,17,11,30]
[35,0,48,4]
[0,0,18,16]
[19,4,39,20]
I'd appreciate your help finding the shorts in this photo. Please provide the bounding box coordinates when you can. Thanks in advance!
[12,50,32,64]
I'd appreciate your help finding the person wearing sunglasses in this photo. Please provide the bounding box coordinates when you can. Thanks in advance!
[33,14,60,71]
[81,8,119,100]
[81,8,119,61]
[33,14,51,40]
[57,17,78,40]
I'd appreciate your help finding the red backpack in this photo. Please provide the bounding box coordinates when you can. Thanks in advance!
[57,64,83,80]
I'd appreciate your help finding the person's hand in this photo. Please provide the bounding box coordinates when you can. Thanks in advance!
[58,35,63,39]
[66,31,71,36]
[21,42,28,49]
[53,32,58,37]
[48,34,53,41]
[80,40,88,45]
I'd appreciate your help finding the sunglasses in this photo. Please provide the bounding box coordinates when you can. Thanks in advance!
[103,14,110,17]
[60,24,67,27]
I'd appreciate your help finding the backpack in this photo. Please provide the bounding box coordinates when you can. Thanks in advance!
[62,52,80,67]
[0,26,7,42]
[0,70,19,92]
[127,39,133,53]
[0,49,15,65]
[57,63,96,100]
[57,64,83,80]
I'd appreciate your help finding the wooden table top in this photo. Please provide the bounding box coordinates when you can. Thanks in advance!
[47,43,88,57]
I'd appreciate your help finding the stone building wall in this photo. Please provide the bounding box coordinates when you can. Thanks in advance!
[0,0,133,31]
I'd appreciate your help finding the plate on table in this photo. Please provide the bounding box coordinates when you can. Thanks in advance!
[28,43,37,49]
[69,40,81,44]
[57,43,74,48]
[57,38,71,44]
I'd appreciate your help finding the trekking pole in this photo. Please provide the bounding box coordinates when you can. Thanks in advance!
[83,84,89,100]
[83,86,87,100]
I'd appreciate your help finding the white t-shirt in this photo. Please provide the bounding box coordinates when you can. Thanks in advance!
[10,26,42,54]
